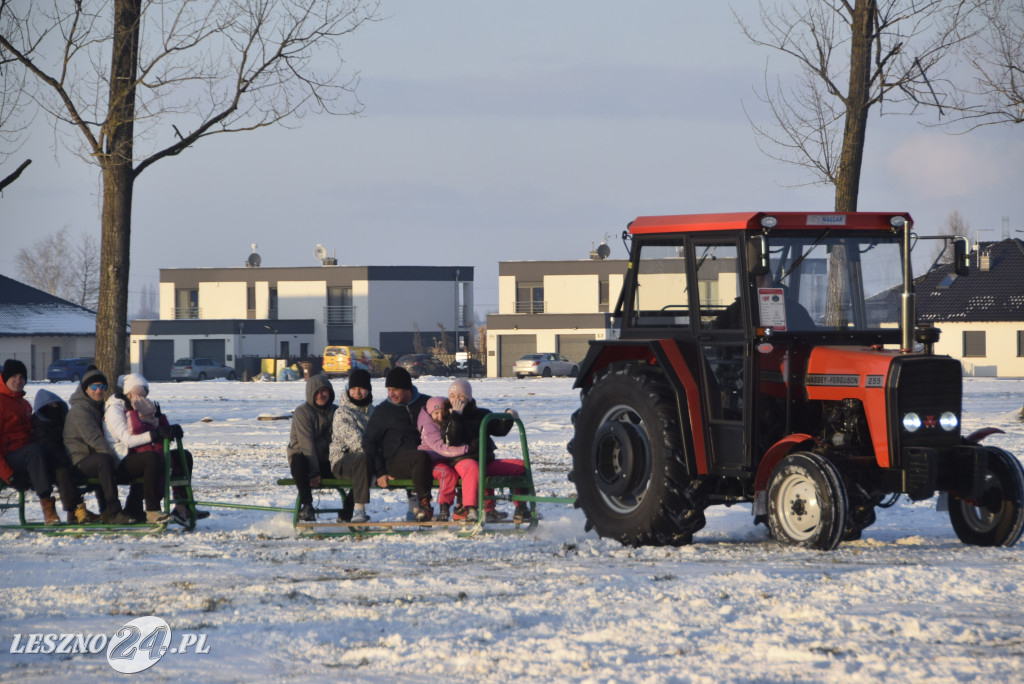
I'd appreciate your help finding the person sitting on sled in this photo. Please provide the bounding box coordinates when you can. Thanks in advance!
[417,395,469,522]
[328,369,374,523]
[286,373,338,522]
[438,379,530,524]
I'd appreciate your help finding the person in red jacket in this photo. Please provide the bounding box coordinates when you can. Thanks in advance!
[0,359,61,524]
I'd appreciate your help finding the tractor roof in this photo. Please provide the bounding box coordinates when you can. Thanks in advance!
[628,212,913,235]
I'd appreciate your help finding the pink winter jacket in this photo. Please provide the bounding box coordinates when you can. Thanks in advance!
[417,407,469,463]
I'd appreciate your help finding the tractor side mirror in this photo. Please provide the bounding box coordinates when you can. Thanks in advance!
[746,235,769,276]
[953,237,970,276]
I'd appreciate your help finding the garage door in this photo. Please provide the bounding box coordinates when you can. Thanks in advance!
[140,340,175,382]
[192,339,226,363]
[498,334,537,378]
[557,334,595,367]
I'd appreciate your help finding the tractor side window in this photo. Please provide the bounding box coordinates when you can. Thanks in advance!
[632,242,690,328]
[695,244,742,329]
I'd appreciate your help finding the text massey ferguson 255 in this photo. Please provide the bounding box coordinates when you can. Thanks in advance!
[569,212,1024,550]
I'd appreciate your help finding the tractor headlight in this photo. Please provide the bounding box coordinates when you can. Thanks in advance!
[902,412,922,432]
[760,215,778,229]
[890,216,906,229]
[939,411,959,431]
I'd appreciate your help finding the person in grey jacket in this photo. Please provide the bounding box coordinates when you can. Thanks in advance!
[328,369,373,523]
[62,366,137,524]
[286,373,337,522]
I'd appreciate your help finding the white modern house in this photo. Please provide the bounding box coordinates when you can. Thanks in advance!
[485,259,626,377]
[129,260,473,381]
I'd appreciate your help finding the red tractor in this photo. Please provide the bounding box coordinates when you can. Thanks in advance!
[569,212,1024,550]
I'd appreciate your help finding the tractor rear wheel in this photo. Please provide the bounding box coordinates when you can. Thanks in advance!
[949,447,1024,547]
[767,452,848,550]
[571,363,702,546]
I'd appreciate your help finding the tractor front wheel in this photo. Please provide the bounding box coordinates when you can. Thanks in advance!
[949,447,1024,547]
[767,452,848,551]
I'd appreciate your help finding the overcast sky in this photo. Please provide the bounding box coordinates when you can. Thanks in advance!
[2,1,1022,321]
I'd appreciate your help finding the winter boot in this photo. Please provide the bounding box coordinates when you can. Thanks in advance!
[437,503,451,522]
[298,503,316,522]
[40,497,60,525]
[415,497,433,522]
[147,510,171,524]
[74,503,102,524]
[513,503,531,523]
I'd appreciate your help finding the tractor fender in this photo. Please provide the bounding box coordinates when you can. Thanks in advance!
[751,433,817,516]
[754,433,818,493]
[964,427,1006,444]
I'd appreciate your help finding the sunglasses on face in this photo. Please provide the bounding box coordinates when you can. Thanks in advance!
[88,383,108,391]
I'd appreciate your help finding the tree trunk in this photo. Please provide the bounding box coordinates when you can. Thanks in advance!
[95,0,141,381]
[827,0,876,327]
[834,0,875,213]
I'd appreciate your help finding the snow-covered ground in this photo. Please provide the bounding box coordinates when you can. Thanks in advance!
[3,376,1024,682]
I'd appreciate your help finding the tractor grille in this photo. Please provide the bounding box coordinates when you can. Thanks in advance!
[890,357,963,455]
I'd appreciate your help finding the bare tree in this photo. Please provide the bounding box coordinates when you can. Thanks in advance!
[737,1,979,211]
[134,282,159,319]
[67,231,101,310]
[16,227,70,297]
[0,0,381,377]
[0,11,32,193]
[957,0,1024,128]
[16,227,101,309]
[929,209,971,264]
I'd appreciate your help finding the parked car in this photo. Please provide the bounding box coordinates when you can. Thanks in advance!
[46,357,95,383]
[322,346,393,377]
[512,353,579,378]
[170,357,237,382]
[395,354,451,378]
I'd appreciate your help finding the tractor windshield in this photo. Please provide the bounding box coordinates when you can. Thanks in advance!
[768,234,904,330]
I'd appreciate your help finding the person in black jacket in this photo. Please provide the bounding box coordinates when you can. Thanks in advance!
[442,378,529,523]
[361,367,434,522]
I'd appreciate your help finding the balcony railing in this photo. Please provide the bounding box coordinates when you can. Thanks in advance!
[514,301,546,314]
[324,305,355,325]
[173,306,200,320]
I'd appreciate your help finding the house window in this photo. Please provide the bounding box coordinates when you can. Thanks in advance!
[516,283,544,314]
[599,279,609,312]
[963,331,986,357]
[326,286,353,325]
[247,286,256,319]
[269,287,278,320]
[175,289,198,319]
[1018,331,1024,357]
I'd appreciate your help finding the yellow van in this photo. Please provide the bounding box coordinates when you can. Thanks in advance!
[322,346,393,377]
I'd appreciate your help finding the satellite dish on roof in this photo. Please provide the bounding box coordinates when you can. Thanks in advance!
[314,244,337,266]
[596,243,611,259]
[247,252,261,268]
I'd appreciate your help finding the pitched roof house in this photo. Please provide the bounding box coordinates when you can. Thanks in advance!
[0,273,97,380]
[915,239,1024,377]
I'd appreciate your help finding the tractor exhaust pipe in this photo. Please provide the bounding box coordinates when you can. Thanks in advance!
[901,218,915,353]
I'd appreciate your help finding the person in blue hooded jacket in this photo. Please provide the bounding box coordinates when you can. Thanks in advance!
[31,388,101,524]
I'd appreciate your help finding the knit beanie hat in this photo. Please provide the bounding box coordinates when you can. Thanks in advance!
[385,366,413,390]
[448,378,473,400]
[426,396,446,414]
[81,365,107,390]
[348,368,372,391]
[2,359,28,383]
[122,373,149,396]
